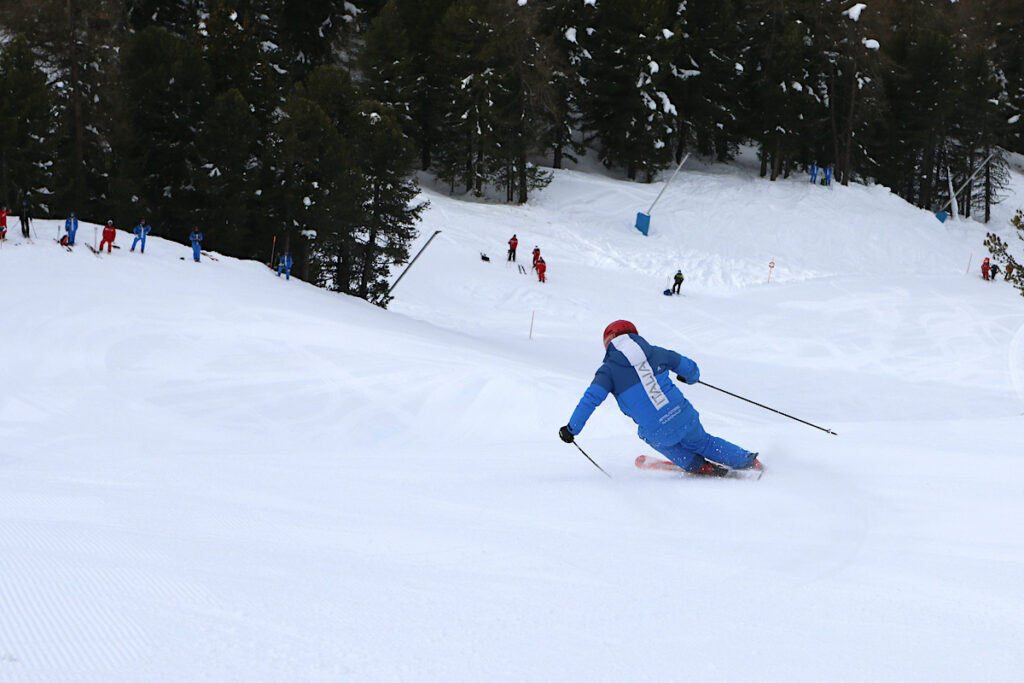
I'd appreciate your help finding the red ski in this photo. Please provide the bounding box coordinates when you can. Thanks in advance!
[634,455,764,480]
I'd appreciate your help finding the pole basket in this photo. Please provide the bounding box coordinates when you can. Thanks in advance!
[634,212,650,235]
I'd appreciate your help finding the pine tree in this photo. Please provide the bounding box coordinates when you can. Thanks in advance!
[737,0,822,181]
[275,66,364,288]
[0,0,120,216]
[115,26,212,241]
[196,88,261,256]
[577,0,678,181]
[430,0,493,195]
[0,36,54,212]
[481,1,553,203]
[671,0,745,161]
[536,0,587,169]
[351,105,427,304]
[357,0,417,137]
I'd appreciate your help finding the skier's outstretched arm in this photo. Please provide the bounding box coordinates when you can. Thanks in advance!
[562,374,612,441]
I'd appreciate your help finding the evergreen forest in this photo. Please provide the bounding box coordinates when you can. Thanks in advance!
[1,0,1022,303]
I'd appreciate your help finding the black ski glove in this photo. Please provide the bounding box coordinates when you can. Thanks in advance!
[559,425,575,443]
[676,374,698,385]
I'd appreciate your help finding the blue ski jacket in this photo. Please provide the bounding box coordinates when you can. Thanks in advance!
[134,223,151,237]
[190,231,203,246]
[65,216,78,233]
[568,334,701,446]
[279,254,293,268]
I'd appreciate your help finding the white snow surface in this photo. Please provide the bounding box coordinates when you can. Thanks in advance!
[3,153,1024,681]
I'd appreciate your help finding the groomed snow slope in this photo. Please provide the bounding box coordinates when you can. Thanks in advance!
[2,156,1023,682]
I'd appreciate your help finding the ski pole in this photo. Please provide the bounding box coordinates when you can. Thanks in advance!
[696,380,838,436]
[571,440,611,478]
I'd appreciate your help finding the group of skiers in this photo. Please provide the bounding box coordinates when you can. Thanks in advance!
[809,162,834,186]
[5,205,297,280]
[981,256,1014,282]
[507,234,546,282]
[60,215,166,256]
[0,201,34,240]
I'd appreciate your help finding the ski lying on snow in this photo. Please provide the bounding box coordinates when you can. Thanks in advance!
[634,455,764,480]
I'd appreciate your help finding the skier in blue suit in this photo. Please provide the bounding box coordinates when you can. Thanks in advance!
[189,228,203,262]
[559,320,760,476]
[131,218,151,253]
[277,252,293,280]
[65,212,78,245]
[809,162,819,184]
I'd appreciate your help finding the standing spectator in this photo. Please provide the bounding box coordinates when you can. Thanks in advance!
[0,205,9,240]
[100,220,116,253]
[65,212,78,246]
[536,256,547,283]
[20,197,32,238]
[131,218,151,253]
[809,162,819,184]
[990,263,1001,281]
[532,245,541,270]
[189,228,203,262]
[981,257,991,281]
[823,163,834,187]
[277,251,293,280]
[1006,263,1015,281]
[671,270,684,295]
[507,234,518,262]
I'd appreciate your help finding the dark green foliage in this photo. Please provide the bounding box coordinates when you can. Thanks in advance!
[195,88,262,256]
[577,0,678,181]
[0,36,54,211]
[275,67,364,286]
[671,0,744,162]
[350,106,427,303]
[357,0,417,135]
[115,27,212,241]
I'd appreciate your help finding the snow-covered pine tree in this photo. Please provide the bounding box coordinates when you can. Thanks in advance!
[115,26,211,241]
[351,105,427,304]
[984,210,1024,294]
[0,36,55,213]
[577,0,678,182]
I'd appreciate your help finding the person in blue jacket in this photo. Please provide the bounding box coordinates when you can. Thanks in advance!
[64,212,78,245]
[809,161,819,184]
[277,251,293,280]
[131,218,151,253]
[189,228,203,262]
[559,320,760,476]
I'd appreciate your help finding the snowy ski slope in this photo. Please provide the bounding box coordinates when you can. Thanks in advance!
[2,153,1023,681]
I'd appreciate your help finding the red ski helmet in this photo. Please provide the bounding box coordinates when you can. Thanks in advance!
[603,320,637,347]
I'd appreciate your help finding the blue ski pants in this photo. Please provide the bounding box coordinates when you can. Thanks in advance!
[193,243,201,261]
[647,421,753,472]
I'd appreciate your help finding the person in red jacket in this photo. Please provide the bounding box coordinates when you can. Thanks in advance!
[532,246,541,270]
[507,234,518,262]
[0,205,9,240]
[981,257,991,281]
[536,256,547,283]
[100,220,117,253]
